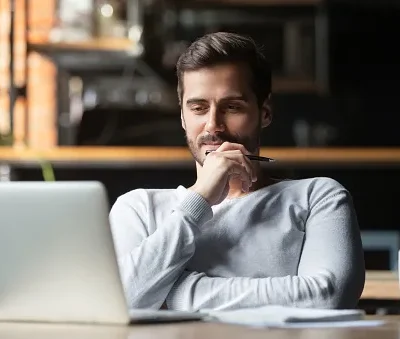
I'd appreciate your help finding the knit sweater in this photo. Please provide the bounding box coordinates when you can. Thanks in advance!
[109,177,365,311]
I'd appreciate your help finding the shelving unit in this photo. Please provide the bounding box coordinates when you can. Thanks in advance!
[6,0,143,147]
[4,0,330,148]
[5,0,56,148]
[171,0,330,94]
[6,0,28,141]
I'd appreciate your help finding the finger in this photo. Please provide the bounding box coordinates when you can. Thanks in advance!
[238,154,257,183]
[207,151,256,184]
[227,162,252,190]
[241,180,250,193]
[214,144,257,182]
[219,152,257,183]
[230,173,250,193]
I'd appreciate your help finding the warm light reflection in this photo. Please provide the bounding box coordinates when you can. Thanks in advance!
[100,4,113,18]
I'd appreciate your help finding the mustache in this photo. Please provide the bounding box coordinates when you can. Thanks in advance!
[198,133,239,145]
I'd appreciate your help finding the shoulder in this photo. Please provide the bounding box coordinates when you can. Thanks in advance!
[272,177,347,195]
[292,177,354,218]
[302,176,348,196]
[111,185,189,215]
[112,187,181,211]
[270,177,351,208]
[304,177,350,208]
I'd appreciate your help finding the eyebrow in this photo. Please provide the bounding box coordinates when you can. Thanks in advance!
[186,98,208,106]
[220,95,249,103]
[185,95,249,106]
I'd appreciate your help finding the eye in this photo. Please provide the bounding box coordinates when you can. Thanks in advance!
[226,103,242,112]
[190,105,207,114]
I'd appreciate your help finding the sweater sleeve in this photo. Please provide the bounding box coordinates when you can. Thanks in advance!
[166,184,365,311]
[109,189,212,310]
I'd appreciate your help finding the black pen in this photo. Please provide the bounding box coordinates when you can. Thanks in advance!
[205,150,275,162]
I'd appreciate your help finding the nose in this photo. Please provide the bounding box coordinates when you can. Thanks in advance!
[205,108,225,134]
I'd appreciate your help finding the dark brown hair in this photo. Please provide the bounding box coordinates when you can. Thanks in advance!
[176,32,271,106]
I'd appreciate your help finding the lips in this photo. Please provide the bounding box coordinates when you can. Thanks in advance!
[202,143,222,151]
[203,142,223,147]
[203,142,223,146]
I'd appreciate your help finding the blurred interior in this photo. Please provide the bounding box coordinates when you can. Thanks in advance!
[0,0,399,312]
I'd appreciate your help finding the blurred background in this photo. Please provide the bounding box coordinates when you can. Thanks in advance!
[0,0,399,307]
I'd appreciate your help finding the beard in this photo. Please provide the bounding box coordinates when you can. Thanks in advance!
[185,128,261,166]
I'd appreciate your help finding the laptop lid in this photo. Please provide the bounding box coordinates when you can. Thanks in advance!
[0,181,130,325]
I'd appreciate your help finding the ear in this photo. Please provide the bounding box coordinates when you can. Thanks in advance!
[181,109,186,130]
[260,93,272,128]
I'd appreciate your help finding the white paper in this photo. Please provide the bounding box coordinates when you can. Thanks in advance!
[203,305,366,327]
[264,320,387,329]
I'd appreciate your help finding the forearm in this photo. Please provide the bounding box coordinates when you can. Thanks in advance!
[166,270,337,311]
[167,189,365,311]
[110,191,212,309]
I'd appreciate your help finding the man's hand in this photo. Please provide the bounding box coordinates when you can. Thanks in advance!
[190,142,257,205]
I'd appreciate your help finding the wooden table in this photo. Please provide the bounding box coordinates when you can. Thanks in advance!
[362,271,400,300]
[0,316,399,339]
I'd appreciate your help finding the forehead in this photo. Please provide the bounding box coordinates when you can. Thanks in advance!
[182,63,255,102]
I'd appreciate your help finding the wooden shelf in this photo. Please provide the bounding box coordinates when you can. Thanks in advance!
[28,38,137,53]
[181,0,321,6]
[1,147,400,168]
[27,38,141,71]
[264,148,400,164]
[27,41,318,93]
[362,271,399,300]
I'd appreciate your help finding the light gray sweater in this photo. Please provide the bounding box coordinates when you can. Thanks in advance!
[109,177,365,311]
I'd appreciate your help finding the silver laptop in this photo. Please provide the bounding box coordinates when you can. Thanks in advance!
[0,181,204,325]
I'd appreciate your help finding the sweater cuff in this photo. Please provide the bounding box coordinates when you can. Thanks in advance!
[178,189,213,226]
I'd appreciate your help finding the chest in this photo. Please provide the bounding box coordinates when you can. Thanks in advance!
[187,202,307,278]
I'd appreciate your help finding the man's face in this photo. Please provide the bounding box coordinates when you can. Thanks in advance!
[181,62,270,165]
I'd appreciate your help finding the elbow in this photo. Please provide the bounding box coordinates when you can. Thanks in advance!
[307,270,365,309]
[330,262,366,309]
[317,276,345,309]
[118,266,166,310]
[294,272,360,309]
[120,277,161,310]
[127,293,164,310]
[303,274,339,309]
[336,267,366,309]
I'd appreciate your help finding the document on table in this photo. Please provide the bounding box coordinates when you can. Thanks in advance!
[267,320,387,329]
[202,306,386,328]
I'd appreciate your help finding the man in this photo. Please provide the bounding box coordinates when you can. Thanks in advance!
[109,32,365,311]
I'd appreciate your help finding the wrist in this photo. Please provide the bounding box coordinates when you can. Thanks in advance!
[188,185,211,205]
[180,188,213,225]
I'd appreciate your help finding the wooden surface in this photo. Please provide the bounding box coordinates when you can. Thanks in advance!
[1,147,400,167]
[28,38,136,53]
[0,316,399,339]
[362,271,400,300]
[185,0,321,6]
